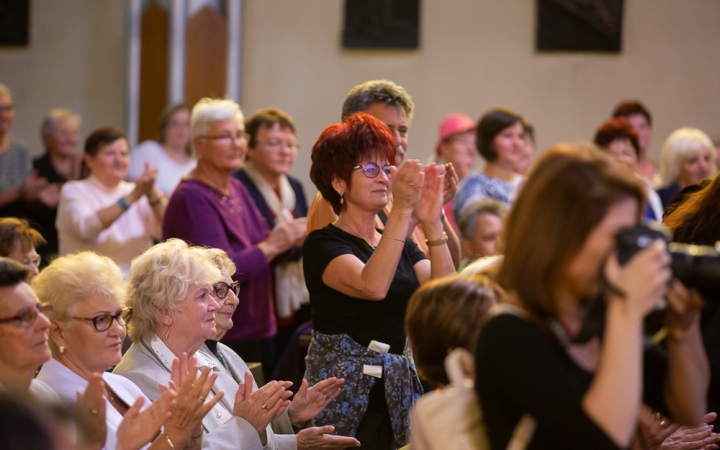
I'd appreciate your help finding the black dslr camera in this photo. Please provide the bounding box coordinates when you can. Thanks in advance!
[616,223,720,304]
[571,223,720,344]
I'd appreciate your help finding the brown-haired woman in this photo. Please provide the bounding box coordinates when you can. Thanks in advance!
[476,144,709,449]
[405,273,502,389]
[303,112,455,449]
[56,127,166,278]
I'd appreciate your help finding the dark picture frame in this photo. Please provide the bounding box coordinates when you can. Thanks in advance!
[0,0,30,46]
[343,0,420,49]
[536,0,623,52]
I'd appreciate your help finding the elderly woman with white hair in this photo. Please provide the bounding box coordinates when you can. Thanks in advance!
[28,108,82,260]
[33,251,220,450]
[162,98,306,380]
[656,127,717,209]
[114,240,356,450]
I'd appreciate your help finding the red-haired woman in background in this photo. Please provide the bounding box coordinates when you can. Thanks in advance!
[303,113,455,449]
[594,117,664,221]
[612,100,656,183]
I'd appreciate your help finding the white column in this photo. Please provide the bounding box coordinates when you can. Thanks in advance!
[168,0,187,103]
[226,0,242,103]
[127,0,143,147]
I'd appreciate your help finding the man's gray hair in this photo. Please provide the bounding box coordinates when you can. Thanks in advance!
[341,79,414,123]
[40,108,81,138]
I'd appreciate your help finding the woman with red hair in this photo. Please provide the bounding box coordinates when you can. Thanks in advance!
[303,113,455,449]
[594,117,663,221]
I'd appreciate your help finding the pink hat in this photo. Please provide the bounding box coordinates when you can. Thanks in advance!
[436,113,476,154]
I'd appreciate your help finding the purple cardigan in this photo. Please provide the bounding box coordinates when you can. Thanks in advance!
[162,178,275,341]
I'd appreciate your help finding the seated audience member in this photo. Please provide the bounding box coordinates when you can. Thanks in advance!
[612,100,657,183]
[405,273,502,389]
[0,84,50,219]
[28,108,82,260]
[594,117,664,221]
[56,127,167,278]
[306,79,461,267]
[456,198,507,271]
[514,121,535,175]
[303,113,455,449]
[0,218,44,279]
[163,99,306,381]
[0,257,56,401]
[433,113,477,236]
[453,108,525,222]
[657,127,717,209]
[35,251,218,450]
[128,103,196,198]
[234,107,310,356]
[115,239,357,450]
[476,144,709,449]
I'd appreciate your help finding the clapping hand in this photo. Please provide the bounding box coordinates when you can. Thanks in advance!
[413,163,446,227]
[297,425,361,449]
[659,412,720,450]
[441,162,459,205]
[76,373,107,450]
[116,389,176,450]
[233,371,293,433]
[391,160,424,212]
[162,353,224,446]
[288,378,344,425]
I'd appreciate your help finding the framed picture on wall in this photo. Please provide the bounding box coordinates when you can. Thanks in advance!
[536,0,623,52]
[343,0,420,49]
[0,0,30,46]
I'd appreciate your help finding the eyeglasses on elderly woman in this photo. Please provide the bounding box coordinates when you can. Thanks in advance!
[353,162,393,178]
[71,308,133,332]
[213,280,240,299]
[0,302,52,328]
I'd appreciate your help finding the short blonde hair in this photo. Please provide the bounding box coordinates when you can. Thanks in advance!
[32,252,125,321]
[126,239,220,342]
[204,247,236,276]
[659,127,717,188]
[191,98,244,140]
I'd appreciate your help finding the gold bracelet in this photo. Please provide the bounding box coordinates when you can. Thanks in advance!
[425,231,448,247]
[382,235,405,243]
[161,430,175,449]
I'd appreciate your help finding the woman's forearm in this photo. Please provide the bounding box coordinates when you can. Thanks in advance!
[663,321,709,425]
[424,221,455,280]
[97,191,141,229]
[582,299,645,448]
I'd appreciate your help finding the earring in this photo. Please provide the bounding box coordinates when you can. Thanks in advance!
[59,346,65,354]
[340,196,344,205]
[165,326,170,340]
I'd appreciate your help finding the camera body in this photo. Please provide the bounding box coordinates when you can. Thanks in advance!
[616,223,720,303]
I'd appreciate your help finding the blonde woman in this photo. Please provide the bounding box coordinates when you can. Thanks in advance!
[34,251,219,450]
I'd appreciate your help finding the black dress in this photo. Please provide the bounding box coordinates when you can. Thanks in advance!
[475,313,669,450]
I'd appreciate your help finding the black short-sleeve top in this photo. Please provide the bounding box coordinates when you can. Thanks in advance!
[303,224,428,354]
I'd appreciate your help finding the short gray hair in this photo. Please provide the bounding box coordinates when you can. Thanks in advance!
[191,98,244,139]
[125,239,221,342]
[659,127,717,188]
[341,79,414,123]
[204,247,236,276]
[40,108,81,138]
[457,198,507,241]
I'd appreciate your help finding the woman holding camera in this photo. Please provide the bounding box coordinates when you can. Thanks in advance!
[475,145,709,449]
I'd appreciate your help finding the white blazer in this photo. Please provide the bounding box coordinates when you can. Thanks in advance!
[37,357,152,450]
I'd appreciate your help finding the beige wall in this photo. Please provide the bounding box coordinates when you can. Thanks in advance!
[0,1,126,157]
[2,0,719,196]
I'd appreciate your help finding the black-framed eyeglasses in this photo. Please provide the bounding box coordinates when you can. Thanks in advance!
[213,281,240,299]
[72,308,132,332]
[353,162,393,178]
[0,303,52,328]
[199,130,247,145]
